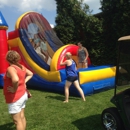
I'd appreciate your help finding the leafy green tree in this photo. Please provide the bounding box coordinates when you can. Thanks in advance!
[54,0,77,44]
[54,0,103,65]
[100,0,130,65]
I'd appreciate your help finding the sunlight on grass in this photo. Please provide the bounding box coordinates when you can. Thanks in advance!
[0,87,124,130]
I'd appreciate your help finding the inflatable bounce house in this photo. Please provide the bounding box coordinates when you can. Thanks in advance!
[0,11,116,96]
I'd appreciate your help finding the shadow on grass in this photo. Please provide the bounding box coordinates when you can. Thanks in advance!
[45,95,79,101]
[72,114,104,130]
[45,95,64,101]
[0,122,14,130]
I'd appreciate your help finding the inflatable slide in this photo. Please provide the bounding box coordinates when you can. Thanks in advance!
[0,11,116,96]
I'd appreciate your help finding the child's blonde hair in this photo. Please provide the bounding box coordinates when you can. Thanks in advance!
[66,52,72,59]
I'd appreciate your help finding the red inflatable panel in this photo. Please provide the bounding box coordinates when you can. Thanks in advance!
[0,30,9,73]
[57,45,91,70]
[8,29,19,40]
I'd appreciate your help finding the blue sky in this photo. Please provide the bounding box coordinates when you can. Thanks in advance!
[0,0,101,33]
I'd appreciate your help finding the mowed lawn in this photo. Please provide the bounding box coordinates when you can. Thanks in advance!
[0,87,118,130]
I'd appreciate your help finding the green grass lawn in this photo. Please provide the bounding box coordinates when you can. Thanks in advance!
[0,87,120,130]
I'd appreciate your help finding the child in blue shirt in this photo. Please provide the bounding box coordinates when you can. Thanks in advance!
[60,52,86,103]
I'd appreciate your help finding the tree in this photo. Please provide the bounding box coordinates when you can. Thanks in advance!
[54,0,103,65]
[54,0,101,43]
[100,0,130,64]
[54,0,77,44]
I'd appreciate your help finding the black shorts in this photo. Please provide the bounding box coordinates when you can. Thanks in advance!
[67,76,78,82]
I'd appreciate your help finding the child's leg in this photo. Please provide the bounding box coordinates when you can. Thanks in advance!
[73,80,86,101]
[64,80,72,103]
[84,62,88,68]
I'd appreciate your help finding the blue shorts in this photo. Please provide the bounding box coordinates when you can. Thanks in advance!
[67,76,78,82]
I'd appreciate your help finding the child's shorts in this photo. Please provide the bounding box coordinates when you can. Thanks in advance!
[8,92,28,114]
